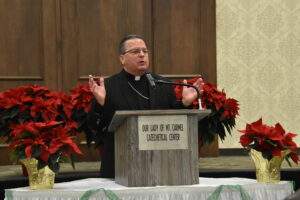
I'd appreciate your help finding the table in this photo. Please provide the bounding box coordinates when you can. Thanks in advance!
[5,177,293,200]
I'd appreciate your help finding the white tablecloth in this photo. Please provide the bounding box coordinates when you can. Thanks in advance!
[5,177,294,200]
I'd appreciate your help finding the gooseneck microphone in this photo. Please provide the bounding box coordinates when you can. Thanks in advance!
[146,74,203,110]
[145,72,156,88]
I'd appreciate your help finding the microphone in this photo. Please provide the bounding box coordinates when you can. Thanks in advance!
[145,72,156,88]
[152,78,203,110]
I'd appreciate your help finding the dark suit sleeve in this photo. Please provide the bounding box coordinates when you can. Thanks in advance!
[167,85,184,109]
[87,98,105,132]
[87,78,116,145]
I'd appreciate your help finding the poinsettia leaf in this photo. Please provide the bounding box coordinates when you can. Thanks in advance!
[264,139,277,147]
[48,141,62,154]
[18,109,32,122]
[271,148,282,157]
[216,123,226,141]
[290,153,299,164]
[70,154,76,169]
[284,156,292,167]
[228,118,236,127]
[37,159,47,170]
[52,152,61,162]
[261,150,273,161]
[31,145,41,158]
[198,117,219,145]
[223,122,232,135]
[200,132,215,145]
[83,127,96,147]
[240,135,253,147]
[21,131,34,139]
[0,126,10,137]
[47,153,61,173]
[48,160,60,173]
[2,107,19,120]
[67,141,82,155]
[17,147,26,159]
[39,149,49,162]
[24,146,32,158]
[274,123,285,136]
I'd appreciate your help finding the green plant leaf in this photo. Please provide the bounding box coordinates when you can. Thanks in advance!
[37,159,47,170]
[31,145,41,158]
[285,156,292,167]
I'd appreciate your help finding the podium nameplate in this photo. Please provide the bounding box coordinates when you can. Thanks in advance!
[138,115,188,150]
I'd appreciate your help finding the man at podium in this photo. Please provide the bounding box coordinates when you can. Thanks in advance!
[88,34,203,178]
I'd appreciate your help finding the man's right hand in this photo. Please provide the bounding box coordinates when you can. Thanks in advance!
[89,75,106,106]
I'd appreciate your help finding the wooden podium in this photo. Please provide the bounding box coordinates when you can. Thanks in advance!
[108,109,210,187]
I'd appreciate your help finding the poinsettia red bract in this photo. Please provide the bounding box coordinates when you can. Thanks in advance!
[173,77,239,144]
[239,118,299,165]
[0,85,82,173]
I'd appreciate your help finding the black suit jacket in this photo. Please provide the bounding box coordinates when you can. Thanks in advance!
[87,70,183,178]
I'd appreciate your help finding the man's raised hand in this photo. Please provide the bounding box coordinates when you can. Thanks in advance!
[89,75,106,106]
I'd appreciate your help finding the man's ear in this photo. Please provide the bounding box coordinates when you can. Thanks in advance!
[119,55,125,65]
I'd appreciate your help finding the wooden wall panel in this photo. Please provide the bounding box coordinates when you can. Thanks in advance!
[153,0,216,83]
[0,0,42,77]
[199,0,216,83]
[0,0,61,90]
[60,0,152,91]
[42,0,63,90]
[153,0,201,75]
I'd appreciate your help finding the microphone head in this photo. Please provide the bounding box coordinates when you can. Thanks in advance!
[145,72,156,88]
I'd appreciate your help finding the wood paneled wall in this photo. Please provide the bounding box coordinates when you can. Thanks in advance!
[0,0,61,90]
[0,0,216,164]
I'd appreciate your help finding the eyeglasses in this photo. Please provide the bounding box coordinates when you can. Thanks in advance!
[123,48,149,55]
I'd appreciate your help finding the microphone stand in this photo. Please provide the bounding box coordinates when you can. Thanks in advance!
[154,79,203,110]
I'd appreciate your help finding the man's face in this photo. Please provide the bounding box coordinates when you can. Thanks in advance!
[119,38,149,76]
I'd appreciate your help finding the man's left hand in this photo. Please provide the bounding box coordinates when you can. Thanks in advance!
[181,77,204,107]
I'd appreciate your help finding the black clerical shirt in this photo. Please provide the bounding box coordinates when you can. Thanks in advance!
[124,70,150,110]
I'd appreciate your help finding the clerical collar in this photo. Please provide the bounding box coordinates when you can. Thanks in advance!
[123,69,144,81]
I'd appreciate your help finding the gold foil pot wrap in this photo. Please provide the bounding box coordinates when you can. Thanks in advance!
[250,149,284,183]
[21,158,55,189]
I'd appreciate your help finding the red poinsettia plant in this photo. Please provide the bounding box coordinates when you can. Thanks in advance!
[239,118,299,165]
[0,85,82,172]
[174,77,239,144]
[70,83,95,146]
